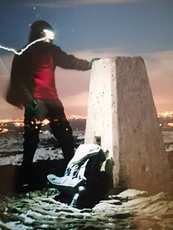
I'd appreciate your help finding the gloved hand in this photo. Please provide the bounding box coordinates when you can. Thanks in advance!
[25,99,37,115]
[89,58,100,68]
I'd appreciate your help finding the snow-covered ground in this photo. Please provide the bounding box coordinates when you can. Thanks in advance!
[162,131,173,152]
[0,130,84,166]
[0,129,172,166]
[162,131,173,143]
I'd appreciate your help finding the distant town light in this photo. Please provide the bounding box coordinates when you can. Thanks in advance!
[1,128,8,133]
[157,111,173,118]
[14,122,21,127]
[42,119,50,125]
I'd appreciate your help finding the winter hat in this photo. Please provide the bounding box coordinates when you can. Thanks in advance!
[28,20,54,43]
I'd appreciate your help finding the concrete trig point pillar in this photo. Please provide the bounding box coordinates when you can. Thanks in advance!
[85,57,172,193]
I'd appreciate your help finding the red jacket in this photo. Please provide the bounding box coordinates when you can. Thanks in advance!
[6,41,91,108]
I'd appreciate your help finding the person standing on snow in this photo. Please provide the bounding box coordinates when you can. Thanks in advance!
[6,20,99,187]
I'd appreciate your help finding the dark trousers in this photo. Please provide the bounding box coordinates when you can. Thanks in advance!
[22,98,74,181]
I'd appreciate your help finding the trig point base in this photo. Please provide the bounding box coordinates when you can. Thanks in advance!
[85,57,172,193]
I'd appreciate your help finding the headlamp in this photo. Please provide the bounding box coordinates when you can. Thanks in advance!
[43,29,55,40]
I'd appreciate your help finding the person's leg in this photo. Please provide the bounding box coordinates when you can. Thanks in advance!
[22,99,48,185]
[21,120,40,187]
[46,99,74,165]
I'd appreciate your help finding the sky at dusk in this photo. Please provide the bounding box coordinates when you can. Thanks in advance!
[0,0,173,119]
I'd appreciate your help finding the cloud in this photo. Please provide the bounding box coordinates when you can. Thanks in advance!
[63,91,89,107]
[26,0,145,8]
[140,50,173,112]
[72,47,128,60]
[143,50,173,78]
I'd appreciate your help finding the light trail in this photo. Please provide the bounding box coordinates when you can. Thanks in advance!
[0,29,55,56]
[0,37,46,56]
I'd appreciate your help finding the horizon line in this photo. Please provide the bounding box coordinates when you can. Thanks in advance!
[1,111,173,121]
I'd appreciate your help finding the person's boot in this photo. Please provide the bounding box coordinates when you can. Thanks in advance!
[20,159,34,192]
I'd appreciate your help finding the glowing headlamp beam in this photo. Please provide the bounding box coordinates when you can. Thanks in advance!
[43,29,54,40]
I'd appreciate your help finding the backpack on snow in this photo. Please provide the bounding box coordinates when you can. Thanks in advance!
[47,144,111,208]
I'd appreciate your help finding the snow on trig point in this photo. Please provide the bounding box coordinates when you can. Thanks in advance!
[85,57,172,193]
